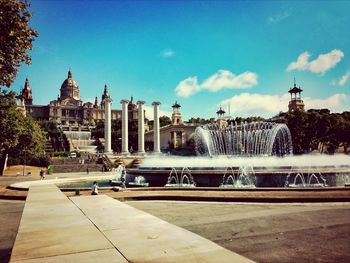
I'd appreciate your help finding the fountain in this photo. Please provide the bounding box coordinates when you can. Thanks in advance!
[165,167,196,187]
[64,131,96,152]
[128,122,350,187]
[128,176,149,187]
[220,166,256,188]
[195,122,292,157]
[285,168,327,188]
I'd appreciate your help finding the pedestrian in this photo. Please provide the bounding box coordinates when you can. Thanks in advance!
[86,167,89,175]
[39,169,43,180]
[91,181,98,195]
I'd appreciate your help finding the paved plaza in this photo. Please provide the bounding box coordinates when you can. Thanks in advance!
[9,185,252,263]
[129,201,350,262]
[0,173,349,263]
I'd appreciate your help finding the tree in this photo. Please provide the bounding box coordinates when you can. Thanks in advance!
[148,115,171,131]
[9,116,46,161]
[0,0,38,87]
[159,115,171,127]
[0,92,46,174]
[0,91,23,157]
[40,120,68,152]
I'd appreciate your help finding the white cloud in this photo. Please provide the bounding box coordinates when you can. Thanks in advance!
[306,94,348,112]
[220,93,349,118]
[339,71,350,86]
[143,105,172,121]
[175,70,258,98]
[268,11,291,24]
[161,49,175,58]
[287,49,344,74]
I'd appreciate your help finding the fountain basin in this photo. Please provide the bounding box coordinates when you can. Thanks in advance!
[128,154,350,187]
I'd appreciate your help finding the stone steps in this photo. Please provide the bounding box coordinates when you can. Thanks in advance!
[52,164,104,173]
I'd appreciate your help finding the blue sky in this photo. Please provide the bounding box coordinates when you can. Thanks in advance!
[11,0,350,120]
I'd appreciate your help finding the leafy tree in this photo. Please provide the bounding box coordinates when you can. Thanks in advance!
[0,0,38,87]
[187,117,208,125]
[9,116,46,160]
[40,120,68,152]
[283,109,350,154]
[0,92,46,173]
[159,115,171,127]
[148,115,171,131]
[0,91,23,158]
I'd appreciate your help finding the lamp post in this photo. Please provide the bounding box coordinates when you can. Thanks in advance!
[22,146,26,176]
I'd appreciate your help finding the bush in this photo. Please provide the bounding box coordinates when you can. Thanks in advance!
[28,155,51,167]
[52,151,69,157]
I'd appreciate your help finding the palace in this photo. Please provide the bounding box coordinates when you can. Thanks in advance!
[17,70,139,130]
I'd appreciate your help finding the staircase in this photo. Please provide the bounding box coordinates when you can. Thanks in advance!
[51,154,104,173]
[45,139,54,154]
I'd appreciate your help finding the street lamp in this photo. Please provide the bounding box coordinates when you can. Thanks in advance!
[22,146,26,176]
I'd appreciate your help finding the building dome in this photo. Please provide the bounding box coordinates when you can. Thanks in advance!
[60,69,80,100]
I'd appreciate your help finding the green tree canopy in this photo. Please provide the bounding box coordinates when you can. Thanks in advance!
[0,0,38,87]
[284,109,350,154]
[0,92,47,173]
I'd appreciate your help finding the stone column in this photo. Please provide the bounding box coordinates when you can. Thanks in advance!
[121,99,129,155]
[152,101,161,153]
[137,101,146,154]
[104,97,112,153]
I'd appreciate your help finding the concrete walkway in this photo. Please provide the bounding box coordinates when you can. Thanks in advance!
[10,184,126,263]
[9,172,114,190]
[10,184,253,262]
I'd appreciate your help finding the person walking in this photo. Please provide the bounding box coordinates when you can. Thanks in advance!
[39,170,44,180]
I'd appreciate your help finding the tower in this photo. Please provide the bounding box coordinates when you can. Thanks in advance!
[128,96,137,120]
[101,84,110,109]
[94,96,99,109]
[216,106,225,118]
[288,79,305,112]
[20,77,33,105]
[216,106,227,127]
[171,101,183,125]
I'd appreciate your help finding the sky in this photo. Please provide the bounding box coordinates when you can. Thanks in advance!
[11,0,350,120]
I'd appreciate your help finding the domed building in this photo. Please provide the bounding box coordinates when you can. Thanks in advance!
[48,70,84,126]
[22,69,140,131]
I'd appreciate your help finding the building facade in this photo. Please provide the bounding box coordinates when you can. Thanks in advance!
[145,102,199,151]
[18,70,139,130]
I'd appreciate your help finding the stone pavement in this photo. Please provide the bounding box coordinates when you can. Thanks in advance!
[10,184,126,263]
[128,201,350,262]
[10,184,253,262]
[0,200,24,263]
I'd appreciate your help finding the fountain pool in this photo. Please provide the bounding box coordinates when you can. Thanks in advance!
[128,154,350,187]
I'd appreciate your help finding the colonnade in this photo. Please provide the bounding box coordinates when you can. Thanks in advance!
[104,99,161,155]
